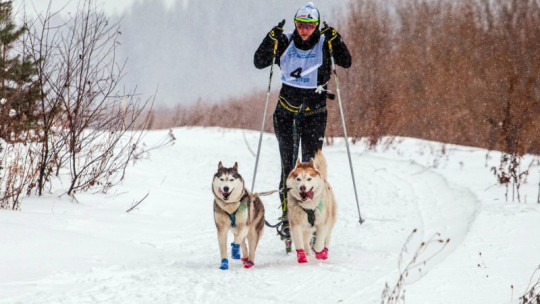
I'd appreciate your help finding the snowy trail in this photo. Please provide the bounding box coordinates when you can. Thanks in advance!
[329,151,479,302]
[1,128,538,304]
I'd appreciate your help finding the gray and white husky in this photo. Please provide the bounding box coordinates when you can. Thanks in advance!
[212,161,265,270]
[286,150,337,263]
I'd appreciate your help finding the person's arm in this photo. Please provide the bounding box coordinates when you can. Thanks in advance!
[321,26,351,68]
[254,22,288,69]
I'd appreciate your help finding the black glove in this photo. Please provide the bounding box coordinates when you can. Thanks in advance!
[321,24,341,42]
[268,19,286,41]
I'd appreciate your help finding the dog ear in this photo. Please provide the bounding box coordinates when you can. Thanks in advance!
[296,157,302,167]
[309,157,321,175]
[233,162,238,171]
[218,161,223,169]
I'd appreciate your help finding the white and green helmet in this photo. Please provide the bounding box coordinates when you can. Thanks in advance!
[294,2,320,25]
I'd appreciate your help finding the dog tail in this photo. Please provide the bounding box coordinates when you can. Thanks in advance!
[314,149,328,179]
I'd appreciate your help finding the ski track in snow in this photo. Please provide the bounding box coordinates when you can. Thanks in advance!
[1,128,484,303]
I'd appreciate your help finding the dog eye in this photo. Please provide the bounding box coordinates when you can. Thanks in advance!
[307,178,312,181]
[229,178,234,182]
[220,178,224,181]
[296,177,301,181]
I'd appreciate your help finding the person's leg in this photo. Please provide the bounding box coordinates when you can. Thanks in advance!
[298,110,327,248]
[273,110,298,202]
[300,110,327,162]
[273,109,299,253]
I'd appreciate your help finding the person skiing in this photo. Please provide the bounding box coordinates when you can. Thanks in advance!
[253,2,351,252]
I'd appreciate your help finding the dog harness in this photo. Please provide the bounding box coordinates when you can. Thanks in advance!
[300,201,324,227]
[226,194,249,228]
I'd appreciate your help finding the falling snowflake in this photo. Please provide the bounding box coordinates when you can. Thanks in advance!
[0,98,6,105]
[9,109,17,117]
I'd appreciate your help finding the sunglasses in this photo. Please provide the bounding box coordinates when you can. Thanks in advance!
[296,22,317,30]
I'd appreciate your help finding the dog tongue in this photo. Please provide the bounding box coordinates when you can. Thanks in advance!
[307,190,314,200]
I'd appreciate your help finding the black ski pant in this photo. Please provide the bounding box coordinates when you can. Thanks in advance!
[273,107,327,215]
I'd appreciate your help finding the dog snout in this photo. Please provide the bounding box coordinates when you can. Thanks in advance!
[223,186,229,193]
[300,185,306,192]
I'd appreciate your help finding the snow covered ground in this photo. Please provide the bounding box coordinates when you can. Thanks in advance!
[1,127,539,304]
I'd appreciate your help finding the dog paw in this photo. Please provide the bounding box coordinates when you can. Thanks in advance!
[220,258,229,270]
[296,249,308,263]
[314,247,329,260]
[230,243,241,259]
[243,261,255,269]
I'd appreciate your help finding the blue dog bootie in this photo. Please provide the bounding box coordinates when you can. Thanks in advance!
[220,258,229,270]
[231,243,241,260]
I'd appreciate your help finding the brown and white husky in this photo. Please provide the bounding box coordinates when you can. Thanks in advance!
[286,150,337,263]
[212,162,265,270]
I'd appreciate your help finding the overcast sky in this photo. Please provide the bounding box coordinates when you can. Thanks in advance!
[19,0,349,107]
[21,0,178,16]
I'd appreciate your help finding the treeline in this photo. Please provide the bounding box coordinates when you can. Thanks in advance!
[147,91,277,132]
[339,0,539,155]
[150,0,539,156]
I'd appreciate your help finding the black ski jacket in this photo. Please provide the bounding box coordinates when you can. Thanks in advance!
[254,28,351,112]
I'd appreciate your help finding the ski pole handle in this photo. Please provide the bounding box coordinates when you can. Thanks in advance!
[272,19,286,53]
[323,21,334,52]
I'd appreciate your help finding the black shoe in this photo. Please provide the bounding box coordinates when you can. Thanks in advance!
[280,223,290,240]
[285,240,292,253]
[277,218,291,253]
[310,231,317,249]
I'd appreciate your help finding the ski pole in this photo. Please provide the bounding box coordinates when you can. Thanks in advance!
[324,22,365,224]
[251,19,285,193]
[537,170,540,204]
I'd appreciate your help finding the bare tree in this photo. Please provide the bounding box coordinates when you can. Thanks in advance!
[0,140,39,209]
[518,264,540,304]
[23,0,154,196]
[381,229,451,304]
[22,2,69,195]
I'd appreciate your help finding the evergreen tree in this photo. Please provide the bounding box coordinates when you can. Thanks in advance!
[0,0,40,142]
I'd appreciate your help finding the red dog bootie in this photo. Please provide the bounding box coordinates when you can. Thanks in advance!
[296,249,308,263]
[243,261,255,269]
[314,247,329,260]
